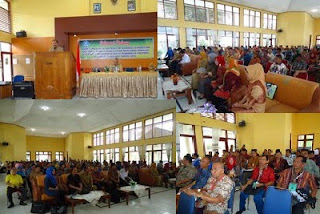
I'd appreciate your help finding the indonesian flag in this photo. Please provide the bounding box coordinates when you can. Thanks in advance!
[76,42,81,80]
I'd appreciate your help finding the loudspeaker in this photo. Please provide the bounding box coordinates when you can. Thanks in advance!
[87,146,92,149]
[16,31,27,37]
[2,142,9,146]
[277,29,283,33]
[238,120,246,127]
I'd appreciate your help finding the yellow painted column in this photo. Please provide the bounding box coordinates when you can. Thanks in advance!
[194,125,204,157]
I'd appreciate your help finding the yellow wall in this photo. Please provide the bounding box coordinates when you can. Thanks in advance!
[291,114,320,151]
[93,109,176,162]
[176,113,237,157]
[65,133,92,160]
[0,123,26,162]
[158,0,277,48]
[10,0,156,38]
[236,114,292,154]
[26,136,65,161]
[277,12,316,47]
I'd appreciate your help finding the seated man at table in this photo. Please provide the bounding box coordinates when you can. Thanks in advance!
[119,165,132,186]
[111,58,123,72]
[80,166,97,192]
[277,155,318,214]
[176,155,197,193]
[5,167,28,208]
[184,162,234,214]
[67,167,87,195]
[92,166,109,191]
[237,155,275,214]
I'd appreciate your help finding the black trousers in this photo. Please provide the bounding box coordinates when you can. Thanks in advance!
[7,186,27,203]
[292,202,306,214]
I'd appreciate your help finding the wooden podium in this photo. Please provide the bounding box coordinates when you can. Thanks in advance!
[34,52,76,99]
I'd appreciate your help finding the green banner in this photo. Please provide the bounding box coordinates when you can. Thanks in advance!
[79,38,154,60]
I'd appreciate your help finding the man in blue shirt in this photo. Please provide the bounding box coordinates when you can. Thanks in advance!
[192,153,201,169]
[182,156,211,190]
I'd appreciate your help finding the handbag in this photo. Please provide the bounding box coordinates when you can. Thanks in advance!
[30,201,50,214]
[243,183,264,195]
[51,205,67,214]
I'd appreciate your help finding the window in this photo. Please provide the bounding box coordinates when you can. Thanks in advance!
[297,134,314,150]
[244,32,260,47]
[200,113,235,123]
[217,4,239,26]
[217,31,239,47]
[93,132,104,146]
[26,151,31,161]
[124,146,140,162]
[202,128,236,155]
[157,27,179,58]
[263,34,276,47]
[158,0,177,19]
[179,124,196,160]
[55,152,64,161]
[35,152,52,162]
[186,28,217,49]
[244,9,260,28]
[316,36,320,46]
[146,144,172,165]
[158,26,179,58]
[184,0,214,23]
[263,14,276,30]
[104,148,120,163]
[106,128,119,144]
[93,150,104,162]
[145,113,173,139]
[0,42,12,82]
[0,0,11,33]
[123,122,142,142]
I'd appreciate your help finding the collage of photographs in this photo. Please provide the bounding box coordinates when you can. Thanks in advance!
[0,0,319,214]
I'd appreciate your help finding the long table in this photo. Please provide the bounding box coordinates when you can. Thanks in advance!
[79,72,158,98]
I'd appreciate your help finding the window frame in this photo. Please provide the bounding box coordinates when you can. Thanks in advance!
[184,0,215,23]
[144,113,174,139]
[26,151,31,161]
[316,35,320,45]
[297,134,314,150]
[35,151,52,162]
[158,0,178,20]
[0,0,11,34]
[55,151,64,161]
[263,13,277,30]
[243,9,260,28]
[202,129,236,155]
[244,32,261,47]
[217,3,240,26]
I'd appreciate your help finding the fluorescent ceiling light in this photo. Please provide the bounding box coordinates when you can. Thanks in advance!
[311,9,318,12]
[77,113,86,118]
[41,106,50,111]
[30,128,36,132]
[61,132,66,135]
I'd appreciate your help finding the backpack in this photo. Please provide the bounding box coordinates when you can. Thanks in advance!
[30,201,50,214]
[50,205,67,214]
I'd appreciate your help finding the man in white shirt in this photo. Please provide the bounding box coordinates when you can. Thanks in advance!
[269,55,288,75]
[119,166,132,186]
[267,49,275,62]
[176,50,191,74]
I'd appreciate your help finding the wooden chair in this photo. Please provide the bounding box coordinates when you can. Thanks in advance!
[35,175,56,203]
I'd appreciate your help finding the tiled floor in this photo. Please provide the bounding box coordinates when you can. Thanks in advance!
[0,174,175,214]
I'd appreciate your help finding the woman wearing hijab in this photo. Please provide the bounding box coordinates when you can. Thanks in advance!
[192,52,208,95]
[150,163,163,186]
[231,63,266,113]
[164,47,174,66]
[44,166,65,206]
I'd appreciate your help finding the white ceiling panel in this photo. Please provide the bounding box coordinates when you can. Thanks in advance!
[0,100,175,138]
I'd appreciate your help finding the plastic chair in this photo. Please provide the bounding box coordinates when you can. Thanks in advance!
[224,184,236,214]
[13,75,24,83]
[125,68,134,72]
[177,192,195,214]
[263,186,292,214]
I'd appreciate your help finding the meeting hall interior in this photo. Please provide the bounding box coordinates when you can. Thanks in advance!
[176,113,320,214]
[158,0,320,113]
[0,100,176,214]
[0,0,162,100]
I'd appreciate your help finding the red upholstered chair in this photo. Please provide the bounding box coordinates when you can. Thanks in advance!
[265,62,273,73]
[296,73,308,80]
[138,168,156,186]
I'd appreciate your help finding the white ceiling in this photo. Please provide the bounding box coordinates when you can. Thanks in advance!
[0,100,175,138]
[220,0,320,18]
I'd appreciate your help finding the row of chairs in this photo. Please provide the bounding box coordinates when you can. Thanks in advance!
[177,186,292,214]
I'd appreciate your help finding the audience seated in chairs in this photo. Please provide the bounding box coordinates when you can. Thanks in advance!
[237,155,275,214]
[67,167,89,195]
[176,155,197,193]
[92,165,108,192]
[6,167,28,208]
[119,165,133,186]
[108,163,121,203]
[44,166,65,207]
[183,162,234,214]
[269,150,289,181]
[80,166,97,191]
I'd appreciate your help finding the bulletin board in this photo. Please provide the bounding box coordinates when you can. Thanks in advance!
[13,55,35,81]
